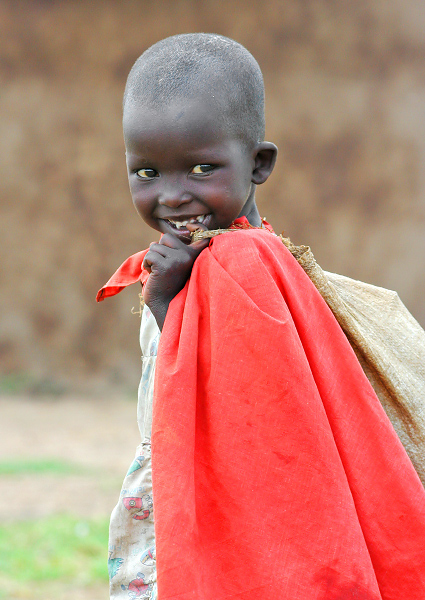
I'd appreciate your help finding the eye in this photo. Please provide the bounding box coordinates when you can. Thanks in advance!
[191,164,215,175]
[136,168,158,179]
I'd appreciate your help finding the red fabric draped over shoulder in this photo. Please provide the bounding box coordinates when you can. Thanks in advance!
[96,249,149,302]
[152,228,425,600]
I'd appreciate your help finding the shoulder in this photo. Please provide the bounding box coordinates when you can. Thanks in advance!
[209,228,281,250]
[206,228,289,265]
[194,228,294,278]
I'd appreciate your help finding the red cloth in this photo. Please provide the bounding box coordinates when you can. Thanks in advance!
[96,249,150,302]
[151,228,425,600]
[96,217,270,302]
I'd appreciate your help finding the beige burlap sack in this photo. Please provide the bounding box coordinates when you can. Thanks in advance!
[280,236,425,486]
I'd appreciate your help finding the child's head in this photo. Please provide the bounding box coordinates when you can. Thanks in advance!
[123,33,277,241]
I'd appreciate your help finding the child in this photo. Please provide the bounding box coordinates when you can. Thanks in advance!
[97,34,425,600]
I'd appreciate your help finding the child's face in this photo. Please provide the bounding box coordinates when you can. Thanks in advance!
[123,96,257,242]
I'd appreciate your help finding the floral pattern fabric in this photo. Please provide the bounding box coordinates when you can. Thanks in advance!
[108,306,160,599]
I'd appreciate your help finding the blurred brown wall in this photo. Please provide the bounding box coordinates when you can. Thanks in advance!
[1,0,424,392]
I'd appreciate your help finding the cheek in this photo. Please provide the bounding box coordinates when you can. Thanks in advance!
[217,172,248,199]
[129,177,144,198]
[131,197,155,225]
[224,166,252,194]
[129,185,153,216]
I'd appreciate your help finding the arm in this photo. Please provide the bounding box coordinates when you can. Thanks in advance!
[142,224,209,330]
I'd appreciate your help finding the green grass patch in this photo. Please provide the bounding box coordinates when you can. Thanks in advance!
[0,458,86,476]
[0,373,65,396]
[0,514,109,595]
[0,373,32,395]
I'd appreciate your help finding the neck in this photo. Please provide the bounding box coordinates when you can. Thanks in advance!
[241,202,262,228]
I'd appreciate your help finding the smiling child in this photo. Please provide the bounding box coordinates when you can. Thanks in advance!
[98,34,425,600]
[122,35,277,331]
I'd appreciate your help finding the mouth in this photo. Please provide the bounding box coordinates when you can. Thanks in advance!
[162,214,209,231]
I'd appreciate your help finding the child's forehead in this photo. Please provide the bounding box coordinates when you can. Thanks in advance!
[125,75,224,121]
[126,91,217,119]
[123,94,232,148]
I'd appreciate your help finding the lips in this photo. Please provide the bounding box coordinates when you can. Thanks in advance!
[164,214,208,230]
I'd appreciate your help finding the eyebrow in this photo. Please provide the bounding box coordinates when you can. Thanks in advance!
[126,144,229,163]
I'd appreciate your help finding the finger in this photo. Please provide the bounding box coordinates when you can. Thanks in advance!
[142,256,152,273]
[189,237,211,254]
[158,233,185,249]
[186,222,210,252]
[143,249,155,272]
[143,249,169,272]
[186,221,208,233]
[147,241,176,258]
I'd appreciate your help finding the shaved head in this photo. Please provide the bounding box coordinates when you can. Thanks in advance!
[123,33,265,148]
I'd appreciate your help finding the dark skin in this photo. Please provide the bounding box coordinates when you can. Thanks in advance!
[123,95,277,330]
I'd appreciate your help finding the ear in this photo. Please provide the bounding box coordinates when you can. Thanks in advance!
[251,142,278,185]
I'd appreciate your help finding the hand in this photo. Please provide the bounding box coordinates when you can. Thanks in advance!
[142,223,210,330]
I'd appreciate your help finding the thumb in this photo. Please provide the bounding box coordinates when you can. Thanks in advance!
[189,236,211,255]
[186,221,210,255]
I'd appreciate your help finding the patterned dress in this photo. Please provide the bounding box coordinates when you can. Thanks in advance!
[108,306,160,599]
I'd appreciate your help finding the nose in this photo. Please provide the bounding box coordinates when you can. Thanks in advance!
[157,177,192,208]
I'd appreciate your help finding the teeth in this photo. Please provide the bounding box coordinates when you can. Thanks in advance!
[167,215,206,229]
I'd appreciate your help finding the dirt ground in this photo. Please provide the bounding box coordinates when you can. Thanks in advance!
[0,394,142,599]
[0,394,141,522]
